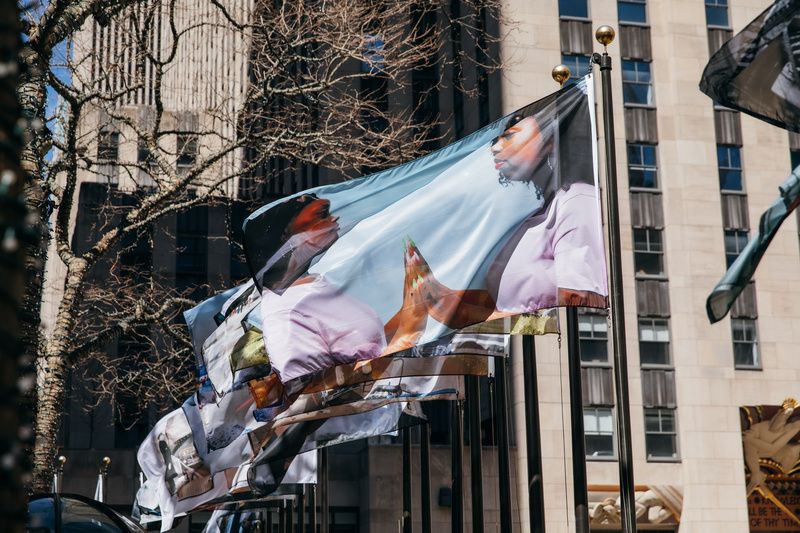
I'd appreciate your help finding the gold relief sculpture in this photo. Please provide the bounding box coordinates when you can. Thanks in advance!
[229,327,270,373]
[741,399,800,531]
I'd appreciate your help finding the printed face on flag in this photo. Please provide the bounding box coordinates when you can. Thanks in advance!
[243,76,607,385]
[156,413,213,500]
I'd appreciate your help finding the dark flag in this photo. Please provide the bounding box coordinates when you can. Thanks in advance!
[700,0,800,132]
[707,168,800,322]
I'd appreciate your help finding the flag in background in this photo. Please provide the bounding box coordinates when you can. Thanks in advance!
[700,0,800,132]
[706,168,800,322]
[243,75,607,385]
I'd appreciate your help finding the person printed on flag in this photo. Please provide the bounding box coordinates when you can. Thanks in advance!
[246,77,608,384]
[407,108,608,330]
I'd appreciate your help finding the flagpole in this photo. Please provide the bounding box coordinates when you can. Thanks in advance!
[550,66,591,533]
[420,421,432,533]
[591,25,638,533]
[402,426,413,533]
[492,356,512,532]
[522,336,546,533]
[451,400,464,533]
[309,484,317,533]
[320,447,330,533]
[466,375,484,533]
[297,485,305,533]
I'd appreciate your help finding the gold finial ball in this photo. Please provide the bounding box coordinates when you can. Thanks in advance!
[102,457,112,468]
[551,64,571,86]
[596,25,616,47]
[57,455,67,467]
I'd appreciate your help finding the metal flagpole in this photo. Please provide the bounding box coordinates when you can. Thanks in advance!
[420,422,432,533]
[451,400,464,533]
[591,25,637,533]
[554,57,591,533]
[309,484,317,533]
[522,336,546,533]
[320,447,330,533]
[492,357,512,532]
[466,375,484,533]
[566,307,590,532]
[297,485,305,533]
[402,426,413,533]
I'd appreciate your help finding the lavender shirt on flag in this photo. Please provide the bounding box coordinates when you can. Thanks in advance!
[261,277,386,382]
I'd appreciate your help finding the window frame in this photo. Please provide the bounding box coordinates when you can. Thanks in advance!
[717,144,745,192]
[732,317,761,370]
[638,317,672,367]
[578,312,611,366]
[584,406,617,460]
[621,59,655,107]
[633,227,665,278]
[705,0,730,29]
[644,407,680,461]
[627,142,659,190]
[560,53,593,85]
[558,0,590,20]
[723,229,749,268]
[97,130,120,162]
[618,0,648,25]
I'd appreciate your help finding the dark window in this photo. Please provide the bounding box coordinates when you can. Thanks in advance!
[176,205,208,298]
[732,318,760,368]
[618,0,647,24]
[791,149,800,170]
[633,228,664,276]
[717,144,743,191]
[628,143,658,188]
[622,60,653,106]
[559,0,588,18]
[638,318,670,366]
[724,229,748,268]
[644,408,678,459]
[561,54,592,84]
[97,131,119,161]
[705,0,729,27]
[176,134,197,170]
[584,407,615,458]
[229,201,251,284]
[578,312,609,363]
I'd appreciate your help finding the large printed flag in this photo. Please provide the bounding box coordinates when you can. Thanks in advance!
[700,0,800,132]
[707,168,800,322]
[243,75,607,385]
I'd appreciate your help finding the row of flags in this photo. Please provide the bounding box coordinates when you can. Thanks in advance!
[134,76,609,530]
[134,0,800,524]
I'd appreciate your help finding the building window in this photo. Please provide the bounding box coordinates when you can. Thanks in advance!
[705,0,729,28]
[644,408,678,459]
[732,318,760,368]
[578,312,609,363]
[618,0,646,24]
[97,131,120,161]
[638,318,670,366]
[584,407,615,458]
[622,60,653,106]
[717,144,743,191]
[559,0,588,18]
[176,205,208,298]
[724,229,748,268]
[627,143,658,188]
[176,134,197,171]
[791,149,800,170]
[561,54,592,84]
[633,228,664,277]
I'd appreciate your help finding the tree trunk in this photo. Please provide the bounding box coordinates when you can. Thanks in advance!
[31,259,88,492]
[0,0,34,528]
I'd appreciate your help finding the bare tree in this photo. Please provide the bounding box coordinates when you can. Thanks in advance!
[20,0,503,492]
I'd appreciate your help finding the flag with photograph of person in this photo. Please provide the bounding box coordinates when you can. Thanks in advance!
[700,0,800,132]
[706,167,800,322]
[243,75,606,386]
